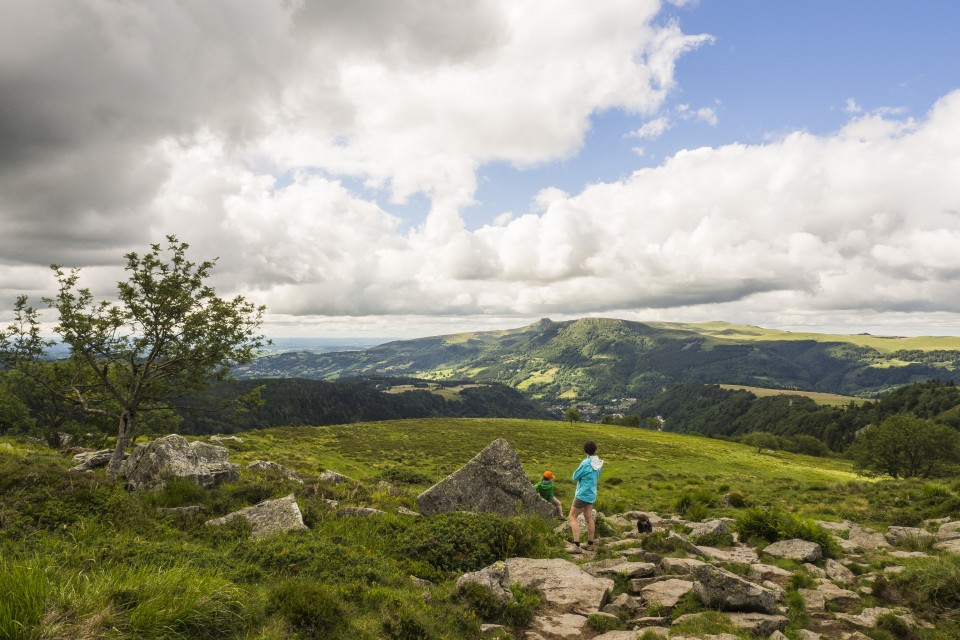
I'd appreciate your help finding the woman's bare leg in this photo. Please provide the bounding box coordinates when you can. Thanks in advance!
[568,505,583,543]
[583,504,595,543]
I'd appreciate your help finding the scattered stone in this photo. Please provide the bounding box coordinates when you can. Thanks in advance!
[696,544,759,564]
[815,520,853,534]
[689,519,729,538]
[666,530,706,556]
[156,505,202,517]
[933,538,960,553]
[692,564,777,614]
[456,561,513,604]
[124,434,239,491]
[883,565,905,574]
[888,550,930,558]
[69,449,115,472]
[639,578,695,609]
[323,498,339,508]
[247,460,303,483]
[205,494,307,539]
[582,559,655,579]
[318,470,352,484]
[770,631,790,640]
[337,507,385,518]
[937,522,960,541]
[410,576,432,587]
[763,539,823,563]
[602,593,642,616]
[660,557,708,575]
[596,631,665,640]
[803,562,827,578]
[885,526,934,546]
[796,630,822,640]
[479,623,505,637]
[798,588,826,613]
[417,439,556,519]
[825,558,856,584]
[505,558,613,614]
[209,435,243,443]
[396,506,421,516]
[527,612,588,638]
[848,524,891,551]
[816,580,861,609]
[749,563,793,585]
[726,612,789,635]
[762,580,786,602]
[835,607,911,629]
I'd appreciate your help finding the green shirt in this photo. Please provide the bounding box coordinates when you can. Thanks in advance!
[534,479,555,501]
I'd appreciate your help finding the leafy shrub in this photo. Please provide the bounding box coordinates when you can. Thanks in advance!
[725,492,747,508]
[395,513,560,578]
[884,555,960,617]
[735,507,840,557]
[458,583,539,630]
[674,488,718,518]
[268,579,346,637]
[379,467,434,486]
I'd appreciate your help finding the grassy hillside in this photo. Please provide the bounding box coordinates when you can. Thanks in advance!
[3,419,960,639]
[235,318,960,406]
[718,384,869,407]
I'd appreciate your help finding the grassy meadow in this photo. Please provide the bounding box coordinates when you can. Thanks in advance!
[3,419,960,639]
[717,384,869,407]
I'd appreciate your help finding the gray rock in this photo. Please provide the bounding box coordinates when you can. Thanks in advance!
[479,623,505,637]
[528,613,589,638]
[602,593,641,616]
[937,521,960,542]
[205,494,308,539]
[247,460,303,483]
[456,561,513,604]
[749,563,793,585]
[825,558,855,584]
[815,580,861,609]
[725,614,789,636]
[639,578,694,609]
[692,564,777,614]
[505,557,613,614]
[318,470,352,484]
[885,526,934,546]
[689,519,729,538]
[209,434,242,443]
[124,434,239,491]
[397,506,421,516]
[582,559,656,579]
[797,588,825,613]
[762,539,823,563]
[696,543,759,564]
[660,557,708,575]
[848,524,891,551]
[596,632,663,640]
[796,630,822,640]
[69,448,115,472]
[416,438,556,519]
[933,538,960,554]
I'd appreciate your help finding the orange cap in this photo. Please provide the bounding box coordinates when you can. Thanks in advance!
[543,471,554,479]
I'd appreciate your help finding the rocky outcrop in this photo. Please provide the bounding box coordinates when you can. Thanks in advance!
[691,564,777,614]
[205,494,308,539]
[640,578,695,609]
[124,434,239,491]
[69,449,116,472]
[762,539,823,563]
[318,470,352,484]
[456,561,513,603]
[416,438,556,519]
[504,558,613,614]
[247,460,303,483]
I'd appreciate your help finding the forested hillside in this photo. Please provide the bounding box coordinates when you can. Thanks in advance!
[173,377,554,435]
[234,318,960,407]
[631,379,960,451]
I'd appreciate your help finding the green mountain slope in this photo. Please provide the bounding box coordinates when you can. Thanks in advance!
[235,318,960,406]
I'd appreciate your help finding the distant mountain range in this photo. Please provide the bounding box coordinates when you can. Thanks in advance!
[236,318,960,408]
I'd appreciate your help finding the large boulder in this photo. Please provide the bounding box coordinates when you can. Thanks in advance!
[886,526,934,546]
[504,558,613,614]
[205,494,308,539]
[692,564,777,614]
[416,438,556,519]
[69,449,116,472]
[762,539,823,563]
[124,434,239,491]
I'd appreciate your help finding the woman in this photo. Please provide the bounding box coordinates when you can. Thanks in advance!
[568,440,603,548]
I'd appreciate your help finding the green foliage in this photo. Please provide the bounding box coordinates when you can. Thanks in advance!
[883,555,960,617]
[673,488,718,519]
[735,507,839,557]
[785,589,810,629]
[396,513,561,579]
[268,579,347,637]
[0,558,47,640]
[669,610,737,635]
[564,407,582,423]
[586,613,624,632]
[849,414,960,478]
[458,582,540,630]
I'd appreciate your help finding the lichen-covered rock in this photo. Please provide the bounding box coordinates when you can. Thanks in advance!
[725,613,789,636]
[582,558,655,579]
[124,434,239,491]
[689,519,729,538]
[456,561,513,604]
[69,449,115,472]
[885,526,934,546]
[205,494,308,539]
[848,524,891,551]
[504,557,613,614]
[692,564,777,614]
[639,578,695,609]
[660,557,708,575]
[936,521,960,542]
[318,470,352,484]
[601,593,641,616]
[247,460,303,483]
[417,438,556,519]
[825,558,855,584]
[762,539,823,563]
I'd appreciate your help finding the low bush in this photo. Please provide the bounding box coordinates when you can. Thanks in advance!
[586,612,624,632]
[884,555,960,618]
[269,579,347,637]
[458,582,540,631]
[735,507,840,557]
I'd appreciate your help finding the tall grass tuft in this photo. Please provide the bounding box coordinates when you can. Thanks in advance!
[0,558,48,640]
[735,507,840,557]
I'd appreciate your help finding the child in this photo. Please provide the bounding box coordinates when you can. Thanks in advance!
[533,471,564,518]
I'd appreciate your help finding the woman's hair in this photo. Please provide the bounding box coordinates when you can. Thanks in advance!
[583,440,597,455]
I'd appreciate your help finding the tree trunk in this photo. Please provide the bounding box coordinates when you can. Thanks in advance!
[106,409,134,480]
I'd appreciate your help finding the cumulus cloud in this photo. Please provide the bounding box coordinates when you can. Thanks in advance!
[2,1,960,336]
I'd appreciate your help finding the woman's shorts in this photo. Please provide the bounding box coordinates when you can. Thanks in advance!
[572,498,593,509]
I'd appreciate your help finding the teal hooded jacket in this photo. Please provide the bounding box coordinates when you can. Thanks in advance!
[572,455,603,503]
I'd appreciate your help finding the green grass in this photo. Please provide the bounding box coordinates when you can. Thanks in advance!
[3,418,960,639]
[718,384,868,406]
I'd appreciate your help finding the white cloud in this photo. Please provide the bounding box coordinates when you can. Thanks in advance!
[630,117,673,139]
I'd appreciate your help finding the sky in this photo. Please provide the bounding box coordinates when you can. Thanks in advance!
[2,0,960,339]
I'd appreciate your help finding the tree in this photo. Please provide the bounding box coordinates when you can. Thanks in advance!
[848,414,960,479]
[1,237,265,478]
[740,431,783,454]
[564,407,581,424]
